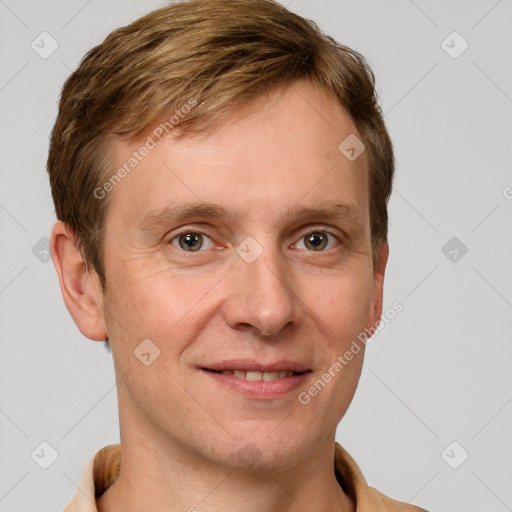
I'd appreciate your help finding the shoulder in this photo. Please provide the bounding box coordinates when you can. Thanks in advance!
[369,486,430,512]
[334,442,429,512]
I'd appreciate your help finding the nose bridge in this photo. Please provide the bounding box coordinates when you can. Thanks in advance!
[223,234,299,336]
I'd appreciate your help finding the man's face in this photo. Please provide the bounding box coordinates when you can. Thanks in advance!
[99,80,386,469]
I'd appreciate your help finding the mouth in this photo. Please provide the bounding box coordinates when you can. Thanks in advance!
[201,368,308,381]
[199,361,312,399]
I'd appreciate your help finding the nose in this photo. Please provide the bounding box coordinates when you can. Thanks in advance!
[222,241,301,337]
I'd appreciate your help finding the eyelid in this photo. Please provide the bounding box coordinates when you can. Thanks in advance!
[295,225,343,239]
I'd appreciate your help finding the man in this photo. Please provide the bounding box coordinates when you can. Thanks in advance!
[47,0,427,510]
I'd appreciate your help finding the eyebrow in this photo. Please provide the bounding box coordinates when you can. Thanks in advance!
[137,200,363,232]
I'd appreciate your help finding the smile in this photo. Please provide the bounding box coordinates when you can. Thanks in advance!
[204,369,299,381]
[200,365,312,400]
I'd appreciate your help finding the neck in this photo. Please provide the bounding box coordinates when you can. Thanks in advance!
[96,432,354,512]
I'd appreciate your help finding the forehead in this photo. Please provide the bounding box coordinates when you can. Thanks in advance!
[106,80,369,231]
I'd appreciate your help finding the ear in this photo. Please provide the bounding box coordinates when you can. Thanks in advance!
[366,240,389,331]
[50,221,108,341]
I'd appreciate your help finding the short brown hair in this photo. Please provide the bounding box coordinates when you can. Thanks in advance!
[47,0,394,291]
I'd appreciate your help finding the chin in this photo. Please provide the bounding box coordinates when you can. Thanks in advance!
[207,430,313,473]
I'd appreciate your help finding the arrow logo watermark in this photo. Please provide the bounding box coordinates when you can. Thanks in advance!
[338,134,365,162]
[134,338,161,366]
[442,236,468,263]
[236,236,263,263]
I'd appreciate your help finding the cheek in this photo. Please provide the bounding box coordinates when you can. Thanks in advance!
[103,266,222,353]
[302,268,373,343]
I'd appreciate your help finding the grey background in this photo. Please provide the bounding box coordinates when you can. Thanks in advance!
[0,1,511,511]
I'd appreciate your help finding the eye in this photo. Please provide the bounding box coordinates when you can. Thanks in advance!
[167,229,341,254]
[170,231,215,252]
[295,230,340,251]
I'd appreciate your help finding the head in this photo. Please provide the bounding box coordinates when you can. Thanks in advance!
[48,0,394,470]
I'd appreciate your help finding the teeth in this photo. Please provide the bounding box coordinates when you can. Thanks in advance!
[218,370,295,381]
[245,371,262,381]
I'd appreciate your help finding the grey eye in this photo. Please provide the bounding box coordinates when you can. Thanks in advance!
[171,232,214,252]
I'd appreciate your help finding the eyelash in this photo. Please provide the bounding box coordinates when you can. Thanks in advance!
[166,228,342,254]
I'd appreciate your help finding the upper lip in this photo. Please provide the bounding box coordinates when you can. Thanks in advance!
[201,359,310,373]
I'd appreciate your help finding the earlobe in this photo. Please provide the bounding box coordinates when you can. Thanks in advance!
[50,221,108,341]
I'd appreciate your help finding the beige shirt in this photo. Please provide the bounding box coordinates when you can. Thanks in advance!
[62,442,427,512]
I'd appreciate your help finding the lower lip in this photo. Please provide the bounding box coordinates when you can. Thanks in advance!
[200,370,311,400]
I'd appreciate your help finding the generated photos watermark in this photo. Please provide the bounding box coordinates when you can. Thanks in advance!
[93,97,198,200]
[298,301,403,405]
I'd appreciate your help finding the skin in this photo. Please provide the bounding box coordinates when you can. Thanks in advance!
[51,79,388,512]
